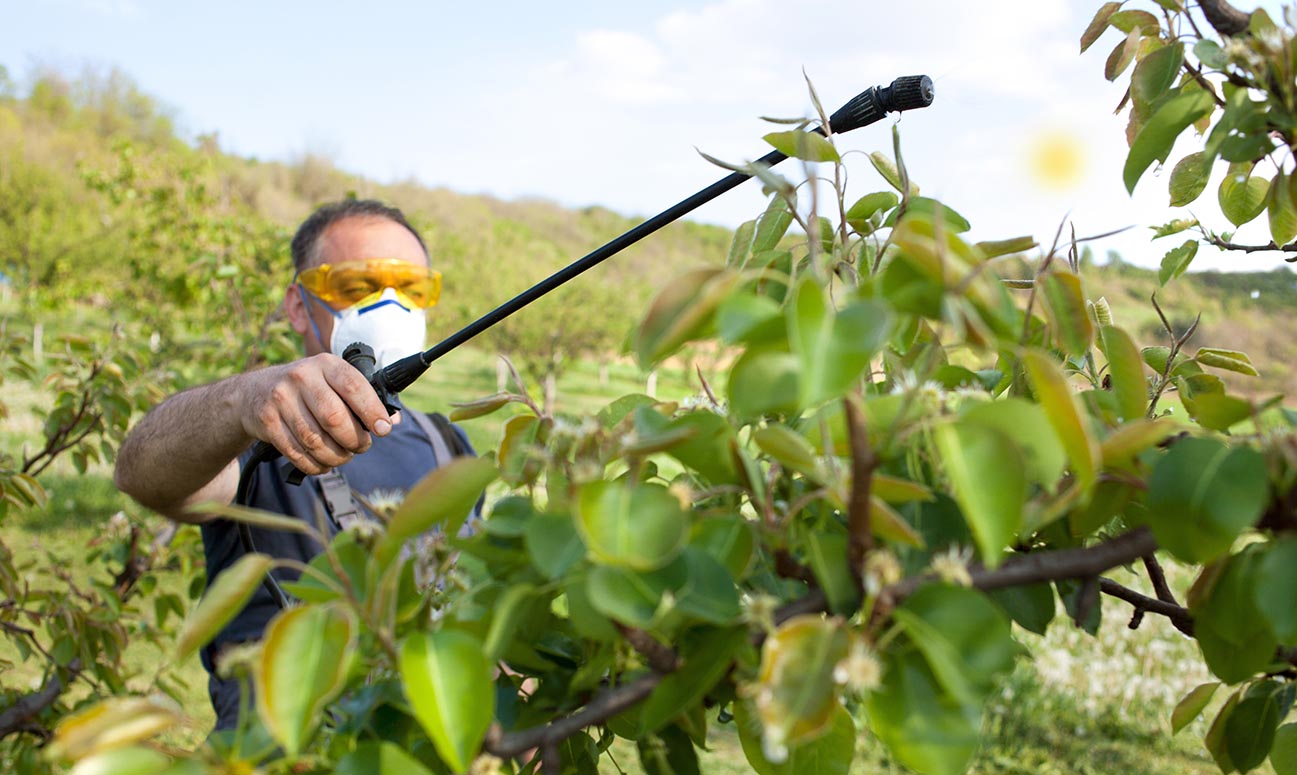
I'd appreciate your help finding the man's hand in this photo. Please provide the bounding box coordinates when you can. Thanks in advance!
[237,354,399,476]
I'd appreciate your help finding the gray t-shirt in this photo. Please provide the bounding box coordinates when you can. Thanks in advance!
[199,409,472,670]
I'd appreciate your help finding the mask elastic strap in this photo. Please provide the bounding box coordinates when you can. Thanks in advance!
[297,283,338,353]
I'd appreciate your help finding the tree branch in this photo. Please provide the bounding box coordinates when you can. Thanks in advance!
[1198,0,1251,37]
[616,625,680,674]
[1206,235,1297,254]
[1099,577,1195,636]
[0,660,81,741]
[1142,554,1178,605]
[484,674,661,760]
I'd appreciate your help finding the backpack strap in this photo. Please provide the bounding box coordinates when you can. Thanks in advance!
[311,410,472,532]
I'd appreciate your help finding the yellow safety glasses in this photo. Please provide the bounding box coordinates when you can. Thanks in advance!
[296,258,441,311]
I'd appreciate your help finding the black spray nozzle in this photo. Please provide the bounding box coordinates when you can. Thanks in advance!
[829,75,934,134]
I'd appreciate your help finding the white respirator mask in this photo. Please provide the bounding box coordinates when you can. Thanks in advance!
[302,286,427,369]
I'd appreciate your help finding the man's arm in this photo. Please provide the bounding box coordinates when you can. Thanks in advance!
[114,354,396,523]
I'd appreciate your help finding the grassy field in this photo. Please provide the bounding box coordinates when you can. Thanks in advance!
[0,346,1251,774]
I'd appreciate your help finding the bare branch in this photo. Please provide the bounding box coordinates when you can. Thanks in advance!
[616,625,680,674]
[1142,554,1178,605]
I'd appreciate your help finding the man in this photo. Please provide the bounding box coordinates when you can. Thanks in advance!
[114,199,471,730]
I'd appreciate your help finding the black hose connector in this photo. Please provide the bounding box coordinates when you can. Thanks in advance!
[829,75,934,134]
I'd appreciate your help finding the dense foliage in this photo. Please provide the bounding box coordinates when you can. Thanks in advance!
[5,2,1297,774]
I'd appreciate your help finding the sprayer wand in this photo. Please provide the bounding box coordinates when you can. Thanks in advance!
[248,75,935,481]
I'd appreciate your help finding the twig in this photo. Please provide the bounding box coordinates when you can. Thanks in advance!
[1206,235,1297,254]
[1099,577,1195,637]
[1141,554,1178,605]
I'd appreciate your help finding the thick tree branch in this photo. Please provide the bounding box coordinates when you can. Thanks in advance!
[1199,0,1251,37]
[484,674,661,760]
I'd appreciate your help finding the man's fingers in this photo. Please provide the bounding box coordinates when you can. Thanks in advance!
[319,356,393,436]
[288,395,355,467]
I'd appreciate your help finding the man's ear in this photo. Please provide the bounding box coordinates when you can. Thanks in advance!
[284,284,311,337]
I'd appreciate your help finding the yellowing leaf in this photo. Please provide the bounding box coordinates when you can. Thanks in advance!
[1269,170,1297,246]
[49,696,182,761]
[1081,2,1121,52]
[753,615,849,754]
[871,474,934,504]
[870,496,925,548]
[1196,347,1259,377]
[635,268,743,367]
[255,604,357,756]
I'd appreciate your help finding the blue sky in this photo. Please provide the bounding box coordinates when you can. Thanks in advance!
[4,0,1291,273]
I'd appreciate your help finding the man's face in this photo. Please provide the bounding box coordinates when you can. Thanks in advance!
[286,216,430,356]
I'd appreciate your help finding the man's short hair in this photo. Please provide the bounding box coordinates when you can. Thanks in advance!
[290,199,429,273]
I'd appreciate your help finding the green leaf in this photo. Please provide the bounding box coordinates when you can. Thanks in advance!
[866,647,980,775]
[586,564,675,627]
[1272,723,1297,775]
[174,553,272,662]
[1158,239,1199,286]
[753,196,796,253]
[1196,39,1227,69]
[401,630,495,774]
[1146,438,1268,563]
[1219,163,1270,227]
[255,604,356,756]
[960,399,1065,487]
[639,627,747,734]
[1038,270,1094,356]
[665,412,742,485]
[1269,171,1297,246]
[988,583,1055,635]
[727,346,801,417]
[692,515,756,579]
[1205,690,1241,773]
[1023,350,1100,491]
[883,198,971,233]
[483,583,537,662]
[735,699,855,775]
[727,219,758,266]
[754,424,823,480]
[789,279,891,407]
[1169,152,1211,206]
[845,191,898,231]
[805,531,859,614]
[933,422,1025,567]
[1151,217,1200,238]
[448,392,512,422]
[1193,550,1278,684]
[185,501,315,536]
[525,511,585,579]
[336,741,436,775]
[1226,694,1280,772]
[1099,325,1148,422]
[901,584,1019,694]
[869,151,916,195]
[1172,682,1221,734]
[638,725,701,775]
[1124,88,1215,192]
[673,547,742,624]
[575,481,689,570]
[635,268,742,367]
[61,747,174,775]
[1184,392,1253,431]
[975,236,1037,259]
[717,293,784,346]
[380,456,497,564]
[763,130,840,162]
[1133,43,1184,109]
[1255,537,1297,645]
[1080,2,1121,53]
